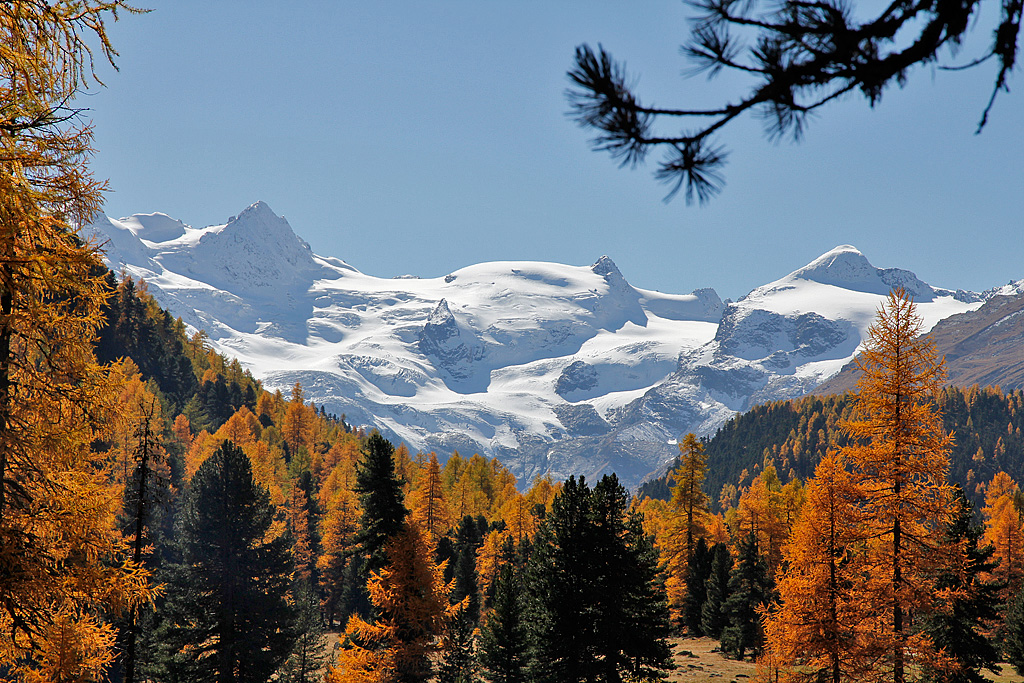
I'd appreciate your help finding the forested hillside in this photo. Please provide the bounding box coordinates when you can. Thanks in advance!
[641,385,1024,513]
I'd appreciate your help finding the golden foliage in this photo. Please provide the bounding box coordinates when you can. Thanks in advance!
[762,455,878,683]
[0,2,153,677]
[327,521,458,683]
[762,289,958,683]
[982,471,1024,593]
[409,452,451,542]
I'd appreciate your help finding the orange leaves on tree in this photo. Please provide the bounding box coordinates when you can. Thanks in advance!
[762,289,958,683]
[409,452,451,543]
[0,4,153,676]
[328,521,458,683]
[762,455,878,683]
[982,471,1024,593]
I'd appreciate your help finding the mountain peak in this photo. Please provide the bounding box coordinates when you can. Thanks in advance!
[592,255,622,279]
[784,245,935,300]
[186,202,320,293]
[790,245,871,283]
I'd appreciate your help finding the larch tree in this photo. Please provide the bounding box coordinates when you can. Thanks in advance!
[842,288,957,683]
[762,454,877,683]
[664,433,710,616]
[409,452,451,544]
[982,471,1024,593]
[671,433,710,563]
[328,521,458,683]
[318,485,361,627]
[0,2,155,679]
[286,483,315,583]
[733,463,788,574]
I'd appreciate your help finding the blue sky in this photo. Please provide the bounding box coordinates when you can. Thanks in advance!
[83,1,1022,301]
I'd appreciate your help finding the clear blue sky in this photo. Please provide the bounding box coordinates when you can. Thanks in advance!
[82,1,1023,301]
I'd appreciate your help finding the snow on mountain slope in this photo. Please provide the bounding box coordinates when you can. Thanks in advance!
[85,206,986,488]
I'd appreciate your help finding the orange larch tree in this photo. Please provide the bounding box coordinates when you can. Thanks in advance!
[982,471,1024,593]
[733,463,789,574]
[0,2,153,679]
[842,288,957,683]
[762,454,877,683]
[327,521,459,683]
[408,452,451,543]
[670,433,710,563]
[286,483,315,583]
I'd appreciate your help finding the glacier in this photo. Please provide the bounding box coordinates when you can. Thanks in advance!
[85,202,989,489]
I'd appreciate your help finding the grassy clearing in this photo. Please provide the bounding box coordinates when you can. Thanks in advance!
[666,637,756,682]
[663,636,1024,683]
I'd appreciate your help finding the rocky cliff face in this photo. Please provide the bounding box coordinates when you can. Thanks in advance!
[815,289,1024,395]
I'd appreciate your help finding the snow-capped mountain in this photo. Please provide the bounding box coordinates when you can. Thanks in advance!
[85,202,988,488]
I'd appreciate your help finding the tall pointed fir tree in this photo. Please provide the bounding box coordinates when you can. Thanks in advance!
[479,558,531,683]
[701,543,733,639]
[720,533,774,660]
[115,393,168,683]
[155,440,297,683]
[0,3,155,679]
[683,537,713,635]
[354,432,408,576]
[843,288,958,683]
[277,582,330,683]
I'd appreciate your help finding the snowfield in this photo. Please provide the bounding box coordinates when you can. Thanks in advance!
[86,202,990,489]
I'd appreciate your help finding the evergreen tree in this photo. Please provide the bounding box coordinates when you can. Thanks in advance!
[278,582,330,683]
[683,537,713,635]
[528,475,673,683]
[479,561,530,683]
[721,534,774,660]
[701,543,733,639]
[920,488,1002,683]
[1004,587,1024,676]
[437,607,478,683]
[354,432,408,575]
[156,440,297,683]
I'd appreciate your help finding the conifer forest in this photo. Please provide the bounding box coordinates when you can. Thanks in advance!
[3,2,1024,683]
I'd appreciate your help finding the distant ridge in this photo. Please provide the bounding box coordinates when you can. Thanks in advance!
[814,290,1024,395]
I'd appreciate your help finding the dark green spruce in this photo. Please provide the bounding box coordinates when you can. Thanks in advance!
[152,440,296,683]
[720,533,774,660]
